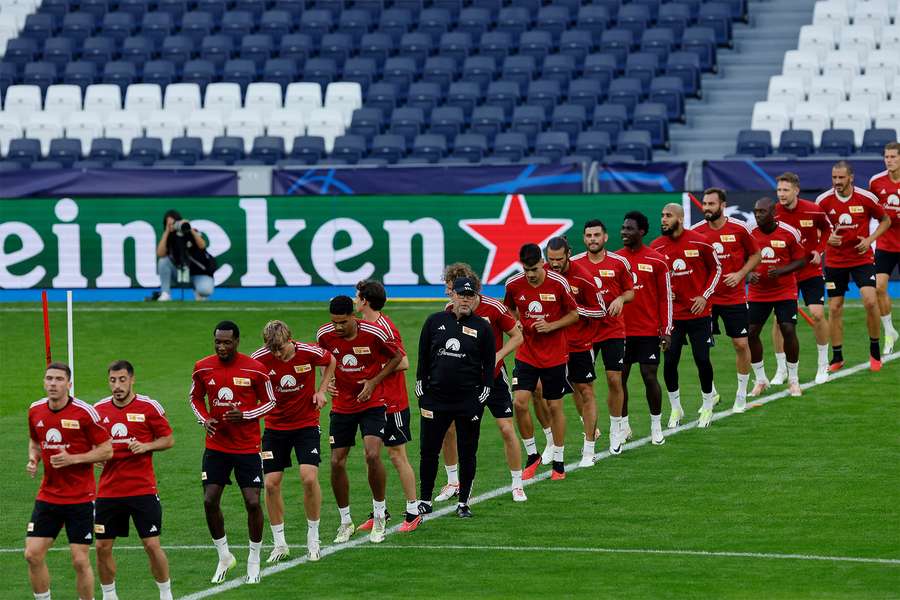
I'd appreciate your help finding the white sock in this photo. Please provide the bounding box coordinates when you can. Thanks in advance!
[667,390,683,412]
[156,580,172,600]
[338,505,352,525]
[445,463,459,485]
[307,519,319,542]
[582,438,595,456]
[736,372,749,398]
[623,415,631,430]
[552,445,564,462]
[248,540,262,563]
[510,469,522,488]
[270,522,286,547]
[34,592,51,600]
[751,361,767,382]
[787,361,799,384]
[405,499,419,515]
[701,391,716,411]
[650,414,662,429]
[213,535,230,561]
[522,437,537,455]
[711,382,718,396]
[775,352,787,371]
[817,344,829,367]
[100,583,117,600]
[542,426,553,444]
[373,499,386,519]
[881,314,897,334]
[609,415,618,433]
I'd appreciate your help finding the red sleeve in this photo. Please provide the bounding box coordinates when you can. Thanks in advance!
[311,346,332,367]
[789,234,806,261]
[560,280,579,314]
[190,367,210,424]
[867,195,886,220]
[656,261,673,336]
[503,284,516,313]
[815,212,832,254]
[374,333,401,361]
[740,227,760,255]
[85,413,111,445]
[575,275,606,318]
[618,260,634,292]
[700,243,722,299]
[150,410,173,438]
[28,413,38,442]
[496,305,517,332]
[254,371,276,404]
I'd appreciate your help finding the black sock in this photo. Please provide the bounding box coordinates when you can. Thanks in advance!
[552,460,564,473]
[831,346,843,364]
[870,338,881,360]
[526,453,540,466]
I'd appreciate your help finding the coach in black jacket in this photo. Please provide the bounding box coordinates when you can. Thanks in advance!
[416,277,495,518]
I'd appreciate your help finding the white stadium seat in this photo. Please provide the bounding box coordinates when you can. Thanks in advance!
[813,1,850,29]
[324,82,363,127]
[851,74,887,114]
[881,25,900,52]
[865,50,899,90]
[65,111,104,156]
[163,83,202,122]
[124,83,163,122]
[244,82,283,122]
[823,50,862,88]
[83,84,122,116]
[25,113,63,157]
[750,101,790,146]
[832,100,871,146]
[203,82,242,120]
[43,85,83,121]
[0,113,23,156]
[839,25,877,60]
[853,0,890,37]
[285,82,323,121]
[767,75,806,115]
[103,111,143,154]
[791,101,831,146]
[808,75,848,112]
[799,24,836,62]
[2,84,42,119]
[265,108,305,153]
[875,103,900,136]
[185,109,224,155]
[144,110,184,155]
[225,108,264,153]
[782,50,820,87]
[306,107,345,153]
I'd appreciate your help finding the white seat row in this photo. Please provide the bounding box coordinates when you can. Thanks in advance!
[798,24,900,60]
[0,81,363,127]
[782,48,900,86]
[751,100,900,146]
[814,0,900,29]
[769,73,899,113]
[0,106,347,157]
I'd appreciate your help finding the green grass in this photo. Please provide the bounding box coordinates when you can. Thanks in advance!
[1,301,898,599]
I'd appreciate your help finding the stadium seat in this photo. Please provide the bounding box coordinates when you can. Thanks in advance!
[100,111,141,154]
[101,12,137,44]
[750,101,791,147]
[163,83,202,122]
[123,83,162,122]
[245,82,284,122]
[4,38,39,74]
[616,129,652,161]
[7,138,43,166]
[128,136,163,164]
[64,111,103,155]
[445,81,480,117]
[617,4,650,40]
[633,102,669,148]
[325,82,363,127]
[461,56,497,93]
[369,133,406,163]
[813,1,849,30]
[778,129,815,157]
[306,107,345,152]
[185,109,224,154]
[600,29,634,71]
[348,106,383,141]
[592,103,629,139]
[819,128,856,155]
[208,135,244,164]
[3,85,43,120]
[735,129,772,157]
[341,59,377,95]
[807,75,846,113]
[220,11,255,43]
[357,32,393,68]
[378,8,413,44]
[249,135,285,164]
[48,137,82,166]
[469,106,504,142]
[853,1,889,38]
[428,106,464,140]
[239,34,274,69]
[279,33,315,64]
[641,28,676,63]
[682,26,717,73]
[89,137,124,165]
[550,104,587,140]
[791,101,830,147]
[169,136,204,164]
[607,78,643,116]
[331,134,367,163]
[851,75,887,115]
[338,9,373,43]
[417,8,452,41]
[411,133,447,163]
[203,82,242,120]
[526,79,562,113]
[840,25,876,62]
[501,55,537,94]
[577,5,610,37]
[451,133,488,163]
[259,10,292,43]
[456,8,490,39]
[388,106,425,144]
[583,54,617,90]
[875,104,900,137]
[480,32,513,63]
[767,75,806,116]
[534,131,570,162]
[511,105,547,147]
[832,101,871,147]
[289,135,327,163]
[542,54,577,87]
[496,7,530,37]
[823,50,861,89]
[485,80,521,120]
[782,49,820,89]
[42,37,74,72]
[84,83,122,114]
[657,3,689,40]
[225,108,264,153]
[491,132,528,162]
[861,128,897,154]
[574,130,611,162]
[142,60,177,88]
[697,2,732,47]
[865,50,899,91]
[23,62,58,95]
[264,58,299,91]
[266,108,305,152]
[144,110,184,154]
[141,12,174,47]
[519,30,553,62]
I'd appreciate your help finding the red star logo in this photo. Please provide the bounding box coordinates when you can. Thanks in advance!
[459,194,572,284]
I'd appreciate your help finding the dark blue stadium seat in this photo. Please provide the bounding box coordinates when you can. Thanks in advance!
[536,5,571,42]
[258,10,292,43]
[103,61,137,92]
[201,34,235,71]
[422,56,457,93]
[551,104,587,140]
[250,136,285,164]
[633,102,669,148]
[156,0,188,21]
[111,159,145,168]
[490,132,527,162]
[417,8,451,42]
[592,103,629,139]
[433,0,463,19]
[319,32,355,66]
[312,0,345,19]
[365,82,399,115]
[625,52,660,93]
[389,107,426,144]
[348,107,384,140]
[64,61,98,90]
[181,11,214,46]
[480,32,513,63]
[535,131,570,162]
[452,133,488,163]
[196,0,227,20]
[221,59,256,92]
[71,159,107,168]
[658,3,690,40]
[456,8,491,39]
[485,80,521,119]
[129,137,164,165]
[861,129,897,154]
[7,139,42,166]
[399,32,434,69]
[382,56,417,95]
[617,4,650,40]
[575,130,611,162]
[61,12,97,45]
[23,14,57,44]
[526,78,562,112]
[682,27,718,73]
[234,0,267,21]
[210,136,245,164]
[170,136,204,164]
[616,130,653,161]
[438,32,473,64]
[394,0,424,16]
[379,8,413,44]
[160,35,195,69]
[141,12,174,47]
[559,30,594,67]
[470,105,505,142]
[142,59,177,87]
[583,53,617,89]
[80,36,116,69]
[101,12,137,43]
[358,32,393,67]
[4,39,38,74]
[370,133,407,163]
[642,28,676,62]
[445,81,481,117]
[23,62,57,94]
[736,129,773,157]
[633,0,661,21]
[42,37,74,71]
[338,9,373,43]
[0,63,16,96]
[697,2,733,47]
[279,33,315,64]
[462,56,497,92]
[518,30,553,62]
[511,105,546,146]
[501,55,537,94]
[542,54,576,87]
[342,57,377,93]
[429,106,465,139]
[600,28,634,71]
[777,129,814,157]
[265,58,299,91]
[89,137,124,165]
[122,36,154,71]
[354,0,383,21]
[496,7,531,37]
[221,11,255,43]
[289,136,326,163]
[182,59,216,91]
[331,134,367,163]
[48,138,82,167]
[576,5,609,37]
[666,52,702,98]
[406,82,442,115]
[649,76,685,121]
[568,78,605,117]
[819,129,855,156]
[608,77,643,116]
[411,133,448,163]
[30,160,64,169]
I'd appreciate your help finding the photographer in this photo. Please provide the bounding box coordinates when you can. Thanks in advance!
[156,210,215,301]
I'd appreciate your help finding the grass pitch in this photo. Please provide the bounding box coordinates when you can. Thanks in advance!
[1,301,898,599]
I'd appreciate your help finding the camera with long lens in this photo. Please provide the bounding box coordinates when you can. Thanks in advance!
[174,220,191,236]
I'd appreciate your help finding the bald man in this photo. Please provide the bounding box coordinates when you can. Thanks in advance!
[651,204,723,428]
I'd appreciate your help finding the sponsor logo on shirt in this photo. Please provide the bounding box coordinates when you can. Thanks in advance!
[761,247,776,259]
[528,300,544,314]
[720,234,736,242]
[278,374,301,392]
[849,205,864,213]
[462,326,478,337]
[800,220,814,227]
[712,242,724,255]
[888,194,899,206]
[45,428,62,442]
[684,249,700,257]
[126,413,145,422]
[213,387,237,407]
[539,294,556,301]
[294,364,312,373]
[438,337,466,358]
[638,263,653,272]
[110,423,129,438]
[838,213,853,226]
[341,355,358,367]
[353,346,371,355]
[672,259,687,271]
[598,270,615,277]
[233,377,251,387]
[771,240,786,248]
[61,419,80,429]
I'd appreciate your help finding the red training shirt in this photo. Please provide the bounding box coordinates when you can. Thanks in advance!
[370,313,409,414]
[190,353,276,454]
[749,222,805,302]
[95,394,172,499]
[557,260,607,353]
[775,198,832,282]
[251,341,333,430]
[691,217,758,305]
[868,170,900,253]
[651,228,722,321]
[571,250,633,342]
[316,320,401,414]
[504,269,579,368]
[29,397,110,504]
[619,244,673,337]
[816,186,886,268]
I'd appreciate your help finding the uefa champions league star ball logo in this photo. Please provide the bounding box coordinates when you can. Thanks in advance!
[280,374,297,388]
[342,354,358,367]
[445,338,461,351]
[673,258,687,271]
[761,247,776,259]
[713,242,725,255]
[217,387,234,401]
[45,428,62,443]
[110,423,128,438]
[528,300,543,314]
[838,213,853,225]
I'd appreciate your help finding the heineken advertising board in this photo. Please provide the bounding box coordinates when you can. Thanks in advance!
[0,193,678,289]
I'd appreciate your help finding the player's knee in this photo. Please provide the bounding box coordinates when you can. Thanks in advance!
[202,494,220,513]
[24,547,44,567]
[95,542,113,559]
[300,470,318,489]
[363,447,382,466]
[513,395,530,411]
[264,478,281,495]
[71,553,91,572]
[243,495,262,512]
[330,453,346,470]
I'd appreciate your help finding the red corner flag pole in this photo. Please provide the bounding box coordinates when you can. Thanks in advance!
[688,193,815,328]
[41,290,52,366]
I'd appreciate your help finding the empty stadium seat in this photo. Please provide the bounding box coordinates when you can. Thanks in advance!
[832,100,871,146]
[735,129,772,157]
[245,82,283,121]
[791,101,831,146]
[48,137,82,166]
[808,75,847,112]
[65,111,104,155]
[616,129,652,161]
[778,129,815,157]
[163,83,202,122]
[861,128,897,154]
[103,111,142,154]
[265,108,305,152]
[225,108,264,152]
[204,82,242,120]
[144,110,184,154]
[751,101,790,146]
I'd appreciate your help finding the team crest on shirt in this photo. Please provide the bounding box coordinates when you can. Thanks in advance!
[771,240,786,248]
[539,294,556,301]
[761,247,776,259]
[684,249,700,257]
[127,413,145,422]
[342,355,359,368]
[849,205,864,213]
[838,214,853,225]
[110,423,129,438]
[233,377,251,386]
[720,234,736,242]
[462,326,478,338]
[571,286,580,294]
[888,194,899,206]
[800,220,813,227]
[294,364,312,373]
[638,263,653,272]
[353,346,371,355]
[61,419,80,429]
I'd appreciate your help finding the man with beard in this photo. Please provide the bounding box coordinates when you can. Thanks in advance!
[651,204,722,428]
[692,188,760,413]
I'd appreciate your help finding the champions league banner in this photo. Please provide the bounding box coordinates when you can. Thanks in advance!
[0,168,238,198]
[703,159,885,192]
[272,163,584,195]
[595,162,687,192]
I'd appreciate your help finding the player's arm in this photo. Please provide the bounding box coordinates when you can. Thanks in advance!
[857,211,891,252]
[314,354,337,409]
[535,283,580,333]
[415,315,434,398]
[812,212,832,263]
[189,369,212,426]
[231,374,277,421]
[130,434,174,455]
[50,439,114,468]
[658,265,674,350]
[26,437,41,477]
[478,322,496,403]
[607,267,635,317]
[726,232,761,287]
[394,354,409,372]
[497,321,523,366]
[693,244,722,314]
[358,340,404,402]
[503,286,520,321]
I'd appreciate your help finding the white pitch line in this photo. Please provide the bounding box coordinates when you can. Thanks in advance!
[173,351,898,600]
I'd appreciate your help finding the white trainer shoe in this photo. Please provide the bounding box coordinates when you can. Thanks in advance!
[333,522,354,544]
[770,367,787,385]
[884,330,898,355]
[788,382,802,397]
[698,407,713,428]
[814,366,829,384]
[307,540,321,561]
[434,482,459,502]
[578,452,594,468]
[158,291,172,302]
[512,487,527,502]
[608,428,623,455]
[667,407,684,429]
[266,545,290,564]
[246,560,261,584]
[732,395,747,414]
[749,380,769,397]
[650,423,665,445]
[211,553,236,583]
[622,424,633,441]
[541,444,554,465]
[369,516,386,543]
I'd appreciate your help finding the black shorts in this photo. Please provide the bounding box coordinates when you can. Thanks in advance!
[202,448,263,488]
[95,494,162,539]
[512,360,569,400]
[262,426,321,473]
[711,303,749,338]
[875,249,900,276]
[328,406,386,449]
[749,300,798,325]
[825,263,877,297]
[27,500,94,544]
[592,338,625,372]
[670,317,714,351]
[567,350,597,384]
[624,336,662,365]
[384,407,412,447]
[798,275,826,306]
[485,368,514,419]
